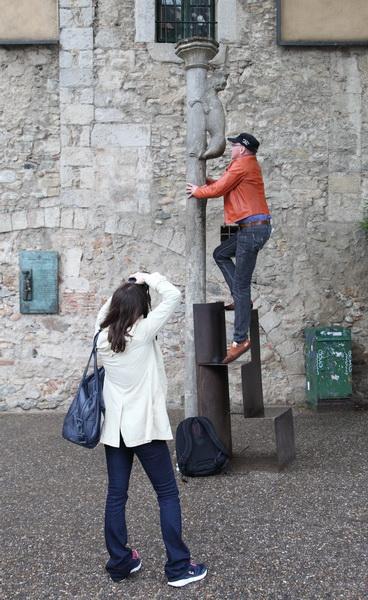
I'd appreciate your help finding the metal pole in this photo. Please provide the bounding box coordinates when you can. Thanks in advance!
[175,38,219,417]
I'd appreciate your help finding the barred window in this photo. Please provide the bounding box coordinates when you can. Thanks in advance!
[156,0,216,43]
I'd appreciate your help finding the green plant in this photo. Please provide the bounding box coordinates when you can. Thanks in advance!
[361,201,368,231]
[361,218,368,232]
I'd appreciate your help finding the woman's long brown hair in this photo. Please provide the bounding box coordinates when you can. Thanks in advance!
[100,282,151,353]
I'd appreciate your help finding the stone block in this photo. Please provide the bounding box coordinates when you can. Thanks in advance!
[61,147,93,167]
[61,125,91,148]
[218,0,238,42]
[60,208,74,228]
[327,192,361,223]
[27,209,45,229]
[59,0,91,6]
[91,124,151,148]
[146,43,181,64]
[59,50,73,69]
[95,108,124,122]
[60,7,93,28]
[61,104,94,125]
[27,52,50,66]
[73,208,89,229]
[277,339,298,357]
[1,191,18,204]
[44,207,60,228]
[64,247,82,277]
[79,167,94,189]
[79,126,92,147]
[60,87,94,105]
[11,211,27,231]
[153,227,174,249]
[135,0,155,42]
[95,28,122,49]
[137,147,152,214]
[259,309,282,334]
[0,170,16,183]
[328,129,359,153]
[328,174,361,195]
[328,152,361,173]
[79,88,94,104]
[60,68,93,88]
[33,138,61,156]
[60,28,93,51]
[104,216,135,236]
[168,231,185,255]
[94,149,138,209]
[64,276,90,292]
[38,343,65,360]
[78,50,93,69]
[60,189,92,207]
[60,166,74,187]
[285,351,305,376]
[0,214,12,233]
[210,42,228,68]
[6,62,26,77]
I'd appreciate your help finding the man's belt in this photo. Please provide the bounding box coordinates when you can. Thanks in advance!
[238,219,270,228]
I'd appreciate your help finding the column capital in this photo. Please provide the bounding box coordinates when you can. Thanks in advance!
[175,37,219,70]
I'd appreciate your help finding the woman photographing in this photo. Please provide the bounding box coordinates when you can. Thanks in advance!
[94,271,207,588]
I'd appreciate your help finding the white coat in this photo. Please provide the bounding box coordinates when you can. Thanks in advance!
[94,272,181,448]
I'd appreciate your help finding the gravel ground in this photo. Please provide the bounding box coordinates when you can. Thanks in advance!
[1,408,368,600]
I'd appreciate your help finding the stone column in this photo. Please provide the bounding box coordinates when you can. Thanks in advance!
[175,38,219,417]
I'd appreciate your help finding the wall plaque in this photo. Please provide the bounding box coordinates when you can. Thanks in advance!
[277,0,368,46]
[0,0,59,45]
[19,251,59,314]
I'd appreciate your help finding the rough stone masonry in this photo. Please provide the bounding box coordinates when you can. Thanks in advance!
[0,0,367,411]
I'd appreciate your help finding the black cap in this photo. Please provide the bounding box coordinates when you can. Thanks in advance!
[227,133,260,154]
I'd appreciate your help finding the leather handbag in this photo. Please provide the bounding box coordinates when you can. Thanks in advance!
[62,330,105,449]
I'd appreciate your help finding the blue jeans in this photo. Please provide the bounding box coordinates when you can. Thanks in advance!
[104,438,190,580]
[213,223,271,343]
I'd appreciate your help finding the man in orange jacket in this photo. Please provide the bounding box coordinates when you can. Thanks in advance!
[186,133,271,364]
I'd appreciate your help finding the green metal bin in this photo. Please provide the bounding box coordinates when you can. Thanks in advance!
[304,327,352,408]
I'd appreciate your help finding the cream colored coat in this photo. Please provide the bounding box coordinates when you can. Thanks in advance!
[94,272,181,448]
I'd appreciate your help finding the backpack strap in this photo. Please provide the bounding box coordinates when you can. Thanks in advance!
[196,416,230,459]
[177,418,194,471]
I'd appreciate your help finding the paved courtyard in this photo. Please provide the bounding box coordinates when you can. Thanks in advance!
[1,408,368,600]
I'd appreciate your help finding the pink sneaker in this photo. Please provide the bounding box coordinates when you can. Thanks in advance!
[109,549,142,582]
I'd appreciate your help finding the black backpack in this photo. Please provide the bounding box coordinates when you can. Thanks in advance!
[176,416,230,477]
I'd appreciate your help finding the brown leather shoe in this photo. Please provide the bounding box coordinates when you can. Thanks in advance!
[222,339,251,364]
[224,301,254,311]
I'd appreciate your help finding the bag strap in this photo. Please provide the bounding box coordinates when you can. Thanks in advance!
[81,330,101,381]
[196,416,230,458]
[177,418,194,469]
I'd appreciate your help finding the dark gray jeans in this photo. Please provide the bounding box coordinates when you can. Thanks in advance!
[213,223,271,343]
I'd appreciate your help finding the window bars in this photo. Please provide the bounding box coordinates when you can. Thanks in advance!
[156,0,216,43]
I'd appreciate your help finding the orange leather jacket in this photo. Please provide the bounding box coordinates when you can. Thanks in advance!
[193,155,270,225]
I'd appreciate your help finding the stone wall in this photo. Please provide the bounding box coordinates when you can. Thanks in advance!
[0,0,367,411]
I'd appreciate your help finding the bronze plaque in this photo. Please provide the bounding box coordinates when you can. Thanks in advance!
[19,251,59,314]
[277,0,368,46]
[0,0,59,44]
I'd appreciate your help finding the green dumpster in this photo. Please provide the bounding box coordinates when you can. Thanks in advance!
[304,327,352,408]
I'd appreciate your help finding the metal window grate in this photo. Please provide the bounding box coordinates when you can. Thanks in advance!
[156,0,216,43]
